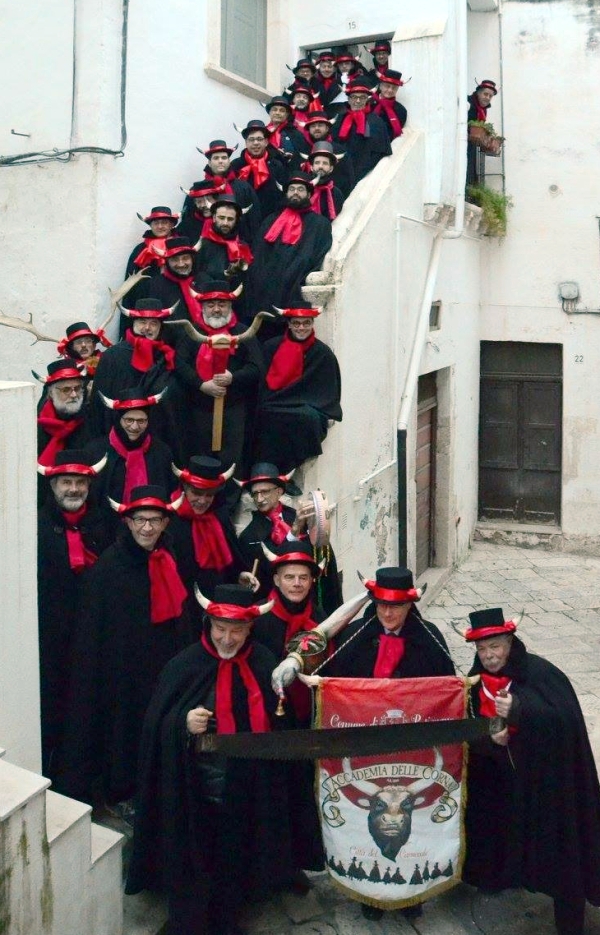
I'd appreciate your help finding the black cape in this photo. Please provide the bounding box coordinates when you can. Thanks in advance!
[55,529,192,804]
[181,172,261,243]
[238,506,343,615]
[169,504,249,612]
[37,495,112,777]
[125,637,295,906]
[230,151,288,219]
[245,208,332,326]
[463,637,600,905]
[332,110,392,183]
[253,334,342,471]
[329,604,455,678]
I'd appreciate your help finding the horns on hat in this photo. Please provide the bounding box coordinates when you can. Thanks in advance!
[37,453,108,477]
[109,490,184,514]
[260,542,326,572]
[356,570,427,600]
[193,582,274,615]
[171,461,236,482]
[98,387,167,410]
[461,609,523,640]
[32,370,46,384]
[118,300,179,319]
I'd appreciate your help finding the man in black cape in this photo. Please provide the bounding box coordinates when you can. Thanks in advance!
[37,359,92,465]
[90,298,181,447]
[177,178,227,245]
[125,205,179,279]
[264,95,307,170]
[166,280,263,478]
[253,304,342,471]
[37,449,112,779]
[56,320,111,380]
[371,70,408,142]
[304,110,355,197]
[237,462,343,615]
[462,608,600,935]
[199,138,261,242]
[146,236,202,324]
[307,143,345,220]
[125,584,296,935]
[193,194,253,299]
[85,386,176,538]
[332,78,392,183]
[328,565,454,922]
[169,455,258,609]
[54,485,191,810]
[230,120,287,220]
[245,173,332,329]
[466,79,497,188]
[310,51,344,119]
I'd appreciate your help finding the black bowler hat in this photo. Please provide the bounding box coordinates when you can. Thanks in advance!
[187,179,226,198]
[293,58,316,75]
[284,171,314,192]
[164,236,195,258]
[308,141,337,165]
[140,206,179,224]
[200,139,236,157]
[210,194,242,216]
[370,40,391,54]
[266,95,293,114]
[65,322,97,342]
[43,358,84,384]
[464,608,518,642]
[363,567,425,605]
[239,462,299,494]
[378,69,404,87]
[110,484,176,516]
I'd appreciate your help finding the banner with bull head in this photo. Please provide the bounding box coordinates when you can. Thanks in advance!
[315,676,468,909]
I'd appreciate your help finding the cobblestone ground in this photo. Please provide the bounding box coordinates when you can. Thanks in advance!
[126,541,600,935]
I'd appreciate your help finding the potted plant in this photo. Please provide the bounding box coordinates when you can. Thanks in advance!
[466,184,513,237]
[468,119,504,156]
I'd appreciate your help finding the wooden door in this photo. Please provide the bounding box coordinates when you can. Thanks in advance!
[416,374,437,576]
[479,343,562,524]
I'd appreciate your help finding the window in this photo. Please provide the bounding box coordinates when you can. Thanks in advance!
[220,0,267,88]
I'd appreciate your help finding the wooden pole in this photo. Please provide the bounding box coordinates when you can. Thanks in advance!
[211,396,225,451]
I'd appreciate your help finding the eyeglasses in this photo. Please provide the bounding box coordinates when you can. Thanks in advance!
[129,516,166,528]
[54,384,84,397]
[288,319,313,328]
[250,487,279,500]
[121,417,148,427]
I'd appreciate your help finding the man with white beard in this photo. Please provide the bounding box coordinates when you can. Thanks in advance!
[37,449,111,780]
[37,359,91,466]
[171,280,262,479]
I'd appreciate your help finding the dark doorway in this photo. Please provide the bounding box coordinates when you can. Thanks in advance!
[479,342,562,524]
[416,373,437,576]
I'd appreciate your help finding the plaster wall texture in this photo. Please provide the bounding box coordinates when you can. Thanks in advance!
[470,0,600,536]
[0,382,40,771]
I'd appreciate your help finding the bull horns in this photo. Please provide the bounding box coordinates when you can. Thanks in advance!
[98,386,167,410]
[37,453,108,476]
[118,299,179,319]
[260,542,278,564]
[194,582,274,615]
[180,186,191,196]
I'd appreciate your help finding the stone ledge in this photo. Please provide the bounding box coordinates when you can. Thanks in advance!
[423,202,484,235]
[474,523,600,557]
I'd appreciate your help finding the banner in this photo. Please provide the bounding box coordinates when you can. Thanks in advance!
[315,676,468,908]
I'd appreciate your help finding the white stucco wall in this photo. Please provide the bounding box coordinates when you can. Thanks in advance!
[0,382,40,770]
[470,0,600,536]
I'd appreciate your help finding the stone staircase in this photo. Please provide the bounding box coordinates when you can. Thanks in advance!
[0,755,123,935]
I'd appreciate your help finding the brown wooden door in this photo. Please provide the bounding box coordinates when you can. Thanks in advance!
[416,374,437,576]
[479,343,562,524]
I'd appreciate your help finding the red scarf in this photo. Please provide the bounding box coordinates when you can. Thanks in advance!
[266,332,315,390]
[264,207,306,245]
[200,219,254,264]
[201,632,271,733]
[338,109,367,140]
[204,169,236,193]
[134,234,168,268]
[311,180,337,219]
[373,96,403,139]
[62,505,98,573]
[237,151,270,189]
[373,633,406,678]
[38,399,84,466]
[473,98,488,122]
[177,497,233,571]
[266,123,283,149]
[195,313,239,381]
[125,329,176,372]
[108,427,151,501]
[267,588,317,644]
[147,545,187,624]
[265,507,291,545]
[161,268,201,324]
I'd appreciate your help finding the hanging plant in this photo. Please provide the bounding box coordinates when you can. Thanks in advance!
[467,184,513,238]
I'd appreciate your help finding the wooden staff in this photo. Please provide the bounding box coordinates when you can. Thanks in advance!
[212,396,225,450]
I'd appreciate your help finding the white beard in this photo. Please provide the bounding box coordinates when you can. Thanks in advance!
[203,311,233,329]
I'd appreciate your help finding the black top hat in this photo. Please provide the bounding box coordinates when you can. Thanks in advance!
[142,206,178,224]
[265,539,321,575]
[284,172,314,192]
[464,608,517,642]
[346,79,373,96]
[192,279,238,301]
[241,120,270,140]
[214,583,257,608]
[370,40,392,54]
[241,462,298,493]
[123,484,171,514]
[38,448,107,479]
[188,179,223,196]
[203,139,235,157]
[46,358,84,384]
[293,58,316,74]
[164,236,195,257]
[65,322,97,342]
[378,69,404,87]
[266,95,293,113]
[176,455,231,491]
[364,567,423,604]
[316,51,336,63]
[308,141,336,163]
[210,194,242,215]
[129,298,171,319]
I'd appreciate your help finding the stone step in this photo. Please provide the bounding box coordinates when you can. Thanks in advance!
[45,791,93,935]
[88,823,124,935]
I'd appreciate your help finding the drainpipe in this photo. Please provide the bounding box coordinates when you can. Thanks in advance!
[396,0,469,564]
